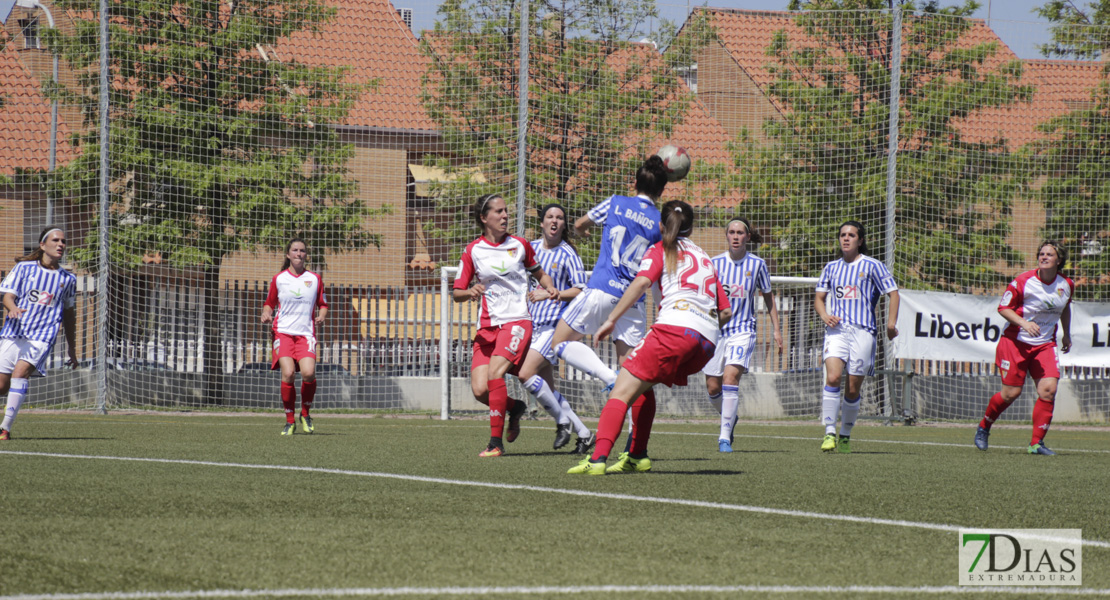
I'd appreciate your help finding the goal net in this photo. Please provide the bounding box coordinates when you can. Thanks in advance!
[0,1,1104,422]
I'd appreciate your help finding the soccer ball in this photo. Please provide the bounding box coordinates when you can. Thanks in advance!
[656,145,691,182]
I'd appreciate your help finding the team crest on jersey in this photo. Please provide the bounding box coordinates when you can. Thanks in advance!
[858,269,867,278]
[745,270,752,277]
[1057,288,1065,297]
[507,247,518,258]
[304,280,312,287]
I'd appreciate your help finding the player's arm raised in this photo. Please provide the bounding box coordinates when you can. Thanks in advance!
[574,214,596,238]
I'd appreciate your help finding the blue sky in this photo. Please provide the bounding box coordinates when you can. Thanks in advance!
[399,0,1059,59]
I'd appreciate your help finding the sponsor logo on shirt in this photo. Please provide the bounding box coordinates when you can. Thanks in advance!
[835,285,860,300]
[28,289,55,306]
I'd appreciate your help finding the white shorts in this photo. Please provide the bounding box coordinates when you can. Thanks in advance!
[559,288,646,347]
[822,323,876,377]
[0,338,52,376]
[703,331,756,377]
[530,322,557,364]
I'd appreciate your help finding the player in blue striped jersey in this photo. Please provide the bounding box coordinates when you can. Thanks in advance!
[813,220,900,454]
[0,227,78,440]
[704,218,782,452]
[549,156,668,457]
[518,203,594,452]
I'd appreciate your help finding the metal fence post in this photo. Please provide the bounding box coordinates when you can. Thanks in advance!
[94,0,110,415]
[514,0,529,236]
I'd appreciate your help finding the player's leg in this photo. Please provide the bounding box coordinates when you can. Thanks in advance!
[1028,345,1061,455]
[298,356,317,434]
[568,368,653,475]
[976,337,1027,450]
[836,328,875,453]
[278,356,298,435]
[553,292,618,386]
[480,355,515,456]
[0,357,35,440]
[519,327,569,448]
[719,364,745,452]
[821,356,845,452]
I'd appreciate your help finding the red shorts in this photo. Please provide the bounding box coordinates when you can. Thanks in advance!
[995,335,1059,387]
[272,332,318,370]
[622,324,717,388]
[471,320,533,375]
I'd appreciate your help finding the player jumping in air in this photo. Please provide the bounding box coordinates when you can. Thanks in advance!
[568,200,731,475]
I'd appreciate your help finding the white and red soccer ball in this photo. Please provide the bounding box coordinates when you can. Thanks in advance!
[656,145,691,182]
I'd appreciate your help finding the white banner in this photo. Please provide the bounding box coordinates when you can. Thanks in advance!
[891,290,1110,368]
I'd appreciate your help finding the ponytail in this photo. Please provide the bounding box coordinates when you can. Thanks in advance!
[636,155,668,200]
[660,200,694,275]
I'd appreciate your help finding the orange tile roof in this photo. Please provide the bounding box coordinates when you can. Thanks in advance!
[1024,59,1108,118]
[692,8,1095,150]
[270,0,435,131]
[0,44,75,175]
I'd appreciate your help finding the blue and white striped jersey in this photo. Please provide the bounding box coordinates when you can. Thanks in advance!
[529,239,587,327]
[0,261,77,343]
[585,194,661,299]
[712,252,771,337]
[815,255,897,334]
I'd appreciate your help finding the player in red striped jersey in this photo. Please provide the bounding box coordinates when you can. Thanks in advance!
[453,194,558,457]
[568,200,731,475]
[975,241,1074,456]
[0,227,78,441]
[260,238,328,436]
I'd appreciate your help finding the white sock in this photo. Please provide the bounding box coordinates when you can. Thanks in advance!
[1,378,29,431]
[707,391,723,414]
[821,385,840,435]
[523,375,564,422]
[556,341,617,385]
[720,385,739,441]
[840,395,861,438]
[555,391,589,437]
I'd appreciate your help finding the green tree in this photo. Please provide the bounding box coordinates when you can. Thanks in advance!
[48,0,381,401]
[1033,0,1110,299]
[420,0,705,265]
[733,0,1031,291]
[1035,0,1110,59]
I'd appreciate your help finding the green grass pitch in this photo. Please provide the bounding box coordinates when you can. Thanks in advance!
[1,412,1107,600]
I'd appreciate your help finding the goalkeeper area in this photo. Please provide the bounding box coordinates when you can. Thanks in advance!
[2,412,1109,599]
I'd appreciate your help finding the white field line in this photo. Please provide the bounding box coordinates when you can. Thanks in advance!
[492,423,1110,456]
[2,450,1109,551]
[3,583,1110,599]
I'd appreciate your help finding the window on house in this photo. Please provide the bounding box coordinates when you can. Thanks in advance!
[20,18,41,50]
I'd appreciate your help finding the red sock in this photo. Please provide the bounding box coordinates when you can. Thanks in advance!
[281,382,296,424]
[487,378,508,439]
[629,389,656,457]
[301,379,317,416]
[979,392,1012,430]
[1031,398,1054,445]
[592,398,629,461]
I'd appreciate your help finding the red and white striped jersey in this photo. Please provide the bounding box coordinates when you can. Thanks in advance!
[264,269,328,337]
[454,235,540,327]
[636,239,729,343]
[999,269,1074,346]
